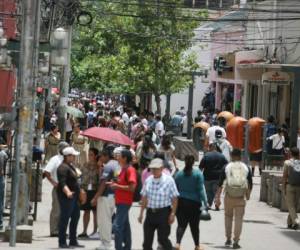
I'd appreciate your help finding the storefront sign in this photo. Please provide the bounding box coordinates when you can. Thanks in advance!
[262,71,290,85]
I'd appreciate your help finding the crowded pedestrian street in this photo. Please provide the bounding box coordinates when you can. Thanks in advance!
[0,159,299,250]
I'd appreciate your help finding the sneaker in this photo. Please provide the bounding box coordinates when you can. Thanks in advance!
[292,223,299,230]
[59,244,70,249]
[96,242,113,250]
[233,242,241,249]
[78,233,88,238]
[89,232,100,239]
[69,242,85,248]
[225,239,232,246]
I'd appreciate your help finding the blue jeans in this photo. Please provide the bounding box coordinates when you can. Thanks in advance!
[0,176,4,227]
[205,180,219,207]
[113,204,132,250]
[58,194,80,246]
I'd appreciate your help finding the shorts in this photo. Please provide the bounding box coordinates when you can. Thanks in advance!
[80,190,97,211]
[249,152,262,162]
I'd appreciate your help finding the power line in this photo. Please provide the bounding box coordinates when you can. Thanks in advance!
[96,9,300,22]
[75,25,300,46]
[85,0,300,14]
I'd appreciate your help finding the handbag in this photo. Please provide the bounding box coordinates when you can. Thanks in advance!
[199,208,211,221]
[79,189,87,205]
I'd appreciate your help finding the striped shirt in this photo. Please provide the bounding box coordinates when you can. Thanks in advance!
[141,173,179,209]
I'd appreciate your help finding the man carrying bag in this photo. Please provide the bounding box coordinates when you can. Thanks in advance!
[215,149,253,249]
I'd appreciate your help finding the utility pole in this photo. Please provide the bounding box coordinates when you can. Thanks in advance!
[187,75,195,139]
[187,71,208,139]
[29,0,42,165]
[10,0,41,246]
[57,26,72,140]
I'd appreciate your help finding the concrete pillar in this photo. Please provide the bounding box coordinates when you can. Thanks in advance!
[288,69,300,147]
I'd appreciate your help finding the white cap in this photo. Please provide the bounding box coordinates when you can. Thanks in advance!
[62,147,80,156]
[149,158,164,169]
[113,146,123,156]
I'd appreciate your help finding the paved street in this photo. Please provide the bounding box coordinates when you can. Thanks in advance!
[1,165,300,250]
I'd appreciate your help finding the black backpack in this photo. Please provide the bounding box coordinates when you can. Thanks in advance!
[126,168,142,202]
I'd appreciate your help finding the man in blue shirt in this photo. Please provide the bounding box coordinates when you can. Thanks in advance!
[170,111,183,136]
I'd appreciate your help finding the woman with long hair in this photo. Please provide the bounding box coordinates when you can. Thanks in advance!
[78,148,99,239]
[44,124,61,162]
[70,123,88,168]
[108,150,137,250]
[137,135,157,169]
[158,135,177,174]
[174,155,208,250]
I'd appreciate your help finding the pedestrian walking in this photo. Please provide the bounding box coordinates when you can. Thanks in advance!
[155,115,165,138]
[43,141,69,237]
[170,111,183,136]
[157,135,177,174]
[78,148,99,239]
[108,149,137,250]
[283,147,300,230]
[206,119,226,145]
[138,158,179,250]
[57,147,84,248]
[267,127,285,155]
[174,155,208,250]
[91,147,120,250]
[199,143,228,210]
[136,135,157,170]
[215,149,253,249]
[214,129,232,162]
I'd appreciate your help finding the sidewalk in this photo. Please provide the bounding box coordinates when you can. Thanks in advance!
[0,165,299,249]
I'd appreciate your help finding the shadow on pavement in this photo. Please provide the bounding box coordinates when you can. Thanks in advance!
[213,246,231,249]
[280,230,300,244]
[243,219,273,224]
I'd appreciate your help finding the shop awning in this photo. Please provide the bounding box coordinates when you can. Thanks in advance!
[237,63,300,70]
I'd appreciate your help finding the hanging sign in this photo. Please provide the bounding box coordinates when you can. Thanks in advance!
[262,71,290,85]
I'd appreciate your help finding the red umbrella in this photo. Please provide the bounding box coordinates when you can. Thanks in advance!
[81,127,134,146]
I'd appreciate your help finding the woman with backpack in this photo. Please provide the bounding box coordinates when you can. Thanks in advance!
[174,155,208,250]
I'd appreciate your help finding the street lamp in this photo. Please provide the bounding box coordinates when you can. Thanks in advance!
[50,27,68,66]
[53,27,67,40]
[0,21,8,65]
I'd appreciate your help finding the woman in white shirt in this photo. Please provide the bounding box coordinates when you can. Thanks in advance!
[268,128,285,155]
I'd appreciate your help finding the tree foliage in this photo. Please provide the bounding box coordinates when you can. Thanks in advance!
[71,0,207,100]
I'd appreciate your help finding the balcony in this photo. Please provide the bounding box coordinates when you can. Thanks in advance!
[184,0,241,9]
